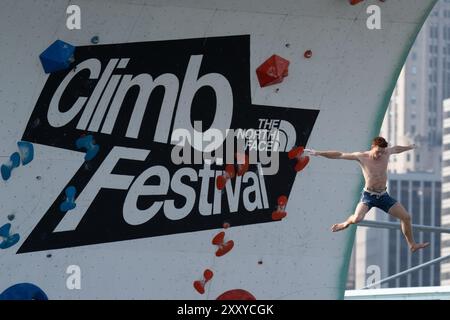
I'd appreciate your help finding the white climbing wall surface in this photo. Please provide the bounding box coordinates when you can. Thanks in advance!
[0,0,437,299]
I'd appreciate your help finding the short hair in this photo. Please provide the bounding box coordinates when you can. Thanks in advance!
[372,136,388,148]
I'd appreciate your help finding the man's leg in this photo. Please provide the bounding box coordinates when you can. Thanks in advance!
[331,202,369,232]
[388,202,430,252]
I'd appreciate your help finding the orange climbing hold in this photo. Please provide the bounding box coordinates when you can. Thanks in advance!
[272,195,288,221]
[212,231,234,257]
[256,54,290,87]
[216,164,235,190]
[288,146,310,172]
[193,269,214,294]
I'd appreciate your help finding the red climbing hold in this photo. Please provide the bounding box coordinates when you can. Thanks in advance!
[212,231,225,245]
[288,146,310,172]
[216,289,256,300]
[212,231,234,257]
[256,54,290,87]
[193,269,214,294]
[272,195,288,221]
[304,50,312,59]
[349,0,384,5]
[216,164,235,190]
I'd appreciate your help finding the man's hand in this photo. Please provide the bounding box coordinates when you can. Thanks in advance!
[305,148,318,156]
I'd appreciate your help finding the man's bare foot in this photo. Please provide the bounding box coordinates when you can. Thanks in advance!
[410,242,430,253]
[331,222,349,232]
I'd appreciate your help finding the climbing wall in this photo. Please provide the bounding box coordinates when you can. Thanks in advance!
[0,0,436,299]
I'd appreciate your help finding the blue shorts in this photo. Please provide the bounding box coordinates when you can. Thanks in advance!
[360,190,398,213]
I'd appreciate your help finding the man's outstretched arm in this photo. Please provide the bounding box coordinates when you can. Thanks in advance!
[388,144,416,154]
[307,149,360,161]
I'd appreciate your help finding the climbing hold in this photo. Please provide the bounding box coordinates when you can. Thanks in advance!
[349,0,383,5]
[223,222,230,229]
[76,135,100,161]
[216,289,256,300]
[60,186,76,212]
[272,195,288,221]
[235,153,249,176]
[193,269,214,295]
[1,141,34,181]
[36,176,42,180]
[0,283,48,300]
[46,253,52,258]
[39,40,75,74]
[212,231,234,257]
[7,214,15,221]
[256,54,290,87]
[304,50,313,59]
[0,223,20,249]
[17,141,34,166]
[288,146,310,172]
[1,152,20,181]
[91,36,100,44]
[216,164,235,190]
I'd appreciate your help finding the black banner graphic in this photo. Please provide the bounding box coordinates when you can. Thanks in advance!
[19,35,318,253]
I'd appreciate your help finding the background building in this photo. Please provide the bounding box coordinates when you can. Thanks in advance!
[380,0,450,173]
[442,99,450,285]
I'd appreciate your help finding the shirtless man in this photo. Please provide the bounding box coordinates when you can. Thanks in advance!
[307,136,429,253]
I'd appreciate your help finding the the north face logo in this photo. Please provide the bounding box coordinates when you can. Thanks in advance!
[18,35,319,253]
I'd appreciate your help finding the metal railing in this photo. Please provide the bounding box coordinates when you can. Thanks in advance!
[362,254,450,289]
[358,220,450,234]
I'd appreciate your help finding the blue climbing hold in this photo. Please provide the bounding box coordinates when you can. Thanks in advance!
[0,223,11,238]
[76,135,99,161]
[91,35,100,44]
[39,40,75,74]
[0,283,48,300]
[60,186,76,212]
[0,223,20,249]
[1,141,34,181]
[1,152,20,181]
[17,141,34,166]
